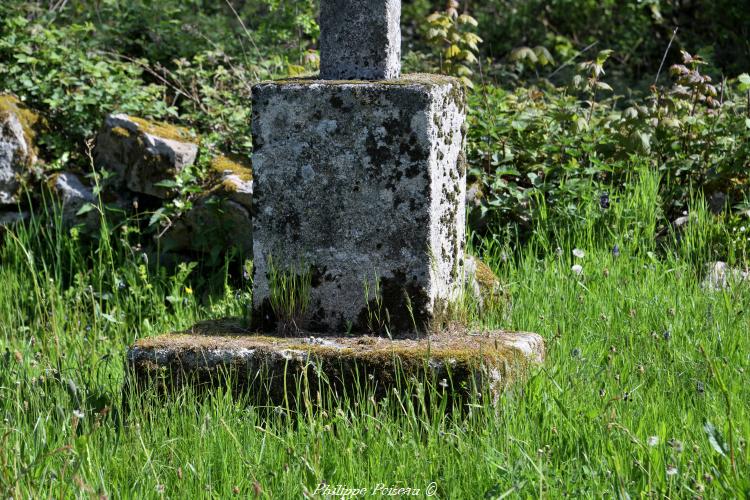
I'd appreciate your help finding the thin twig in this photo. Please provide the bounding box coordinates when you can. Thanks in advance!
[546,41,598,80]
[654,27,678,86]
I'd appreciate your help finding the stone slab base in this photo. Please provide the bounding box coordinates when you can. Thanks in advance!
[126,319,545,406]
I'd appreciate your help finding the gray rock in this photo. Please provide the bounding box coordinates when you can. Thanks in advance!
[162,197,253,256]
[94,114,198,199]
[0,210,29,229]
[208,155,253,211]
[466,181,483,208]
[319,0,401,80]
[702,261,749,291]
[708,191,726,215]
[48,172,99,231]
[0,96,38,205]
[251,74,467,334]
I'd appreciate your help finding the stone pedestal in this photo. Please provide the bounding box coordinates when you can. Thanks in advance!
[320,0,401,80]
[251,75,467,334]
[124,1,546,403]
[127,320,545,405]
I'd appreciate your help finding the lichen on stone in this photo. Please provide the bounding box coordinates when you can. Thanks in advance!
[110,126,131,139]
[124,115,197,143]
[211,154,253,183]
[474,257,500,291]
[0,94,43,161]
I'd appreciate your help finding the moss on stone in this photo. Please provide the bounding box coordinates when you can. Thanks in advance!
[127,318,544,404]
[211,154,253,182]
[0,94,43,160]
[474,258,500,291]
[124,115,197,143]
[110,126,131,138]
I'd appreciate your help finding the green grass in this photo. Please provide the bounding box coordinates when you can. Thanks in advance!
[1,175,748,498]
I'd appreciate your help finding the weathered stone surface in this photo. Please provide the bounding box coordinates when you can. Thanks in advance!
[0,95,40,205]
[319,0,401,80]
[251,74,467,334]
[94,114,198,198]
[162,197,253,256]
[0,210,29,229]
[702,261,749,291]
[161,155,253,256]
[207,155,253,211]
[47,172,100,231]
[127,319,544,404]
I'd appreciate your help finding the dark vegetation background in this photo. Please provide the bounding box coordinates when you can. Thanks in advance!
[1,0,749,272]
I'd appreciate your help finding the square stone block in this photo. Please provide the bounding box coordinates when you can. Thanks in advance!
[319,0,401,80]
[251,74,467,335]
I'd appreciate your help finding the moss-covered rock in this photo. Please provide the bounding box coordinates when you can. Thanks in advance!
[160,154,253,258]
[0,94,42,205]
[464,255,505,308]
[207,154,253,211]
[127,318,544,405]
[94,114,199,199]
[161,196,253,257]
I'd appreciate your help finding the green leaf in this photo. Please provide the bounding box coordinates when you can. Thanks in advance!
[75,203,96,216]
[704,421,728,456]
[154,179,179,188]
[457,14,478,27]
[510,47,538,64]
[445,45,462,59]
[148,208,166,227]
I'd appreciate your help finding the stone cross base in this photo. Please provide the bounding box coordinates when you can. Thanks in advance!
[126,320,544,405]
[251,74,467,335]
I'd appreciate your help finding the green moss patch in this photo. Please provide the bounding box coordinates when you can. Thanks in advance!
[211,154,253,182]
[124,115,197,143]
[474,258,500,291]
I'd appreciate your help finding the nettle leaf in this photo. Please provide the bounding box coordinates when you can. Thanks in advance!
[460,76,474,89]
[445,44,462,59]
[533,46,555,66]
[457,14,478,27]
[427,28,446,40]
[510,47,538,64]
